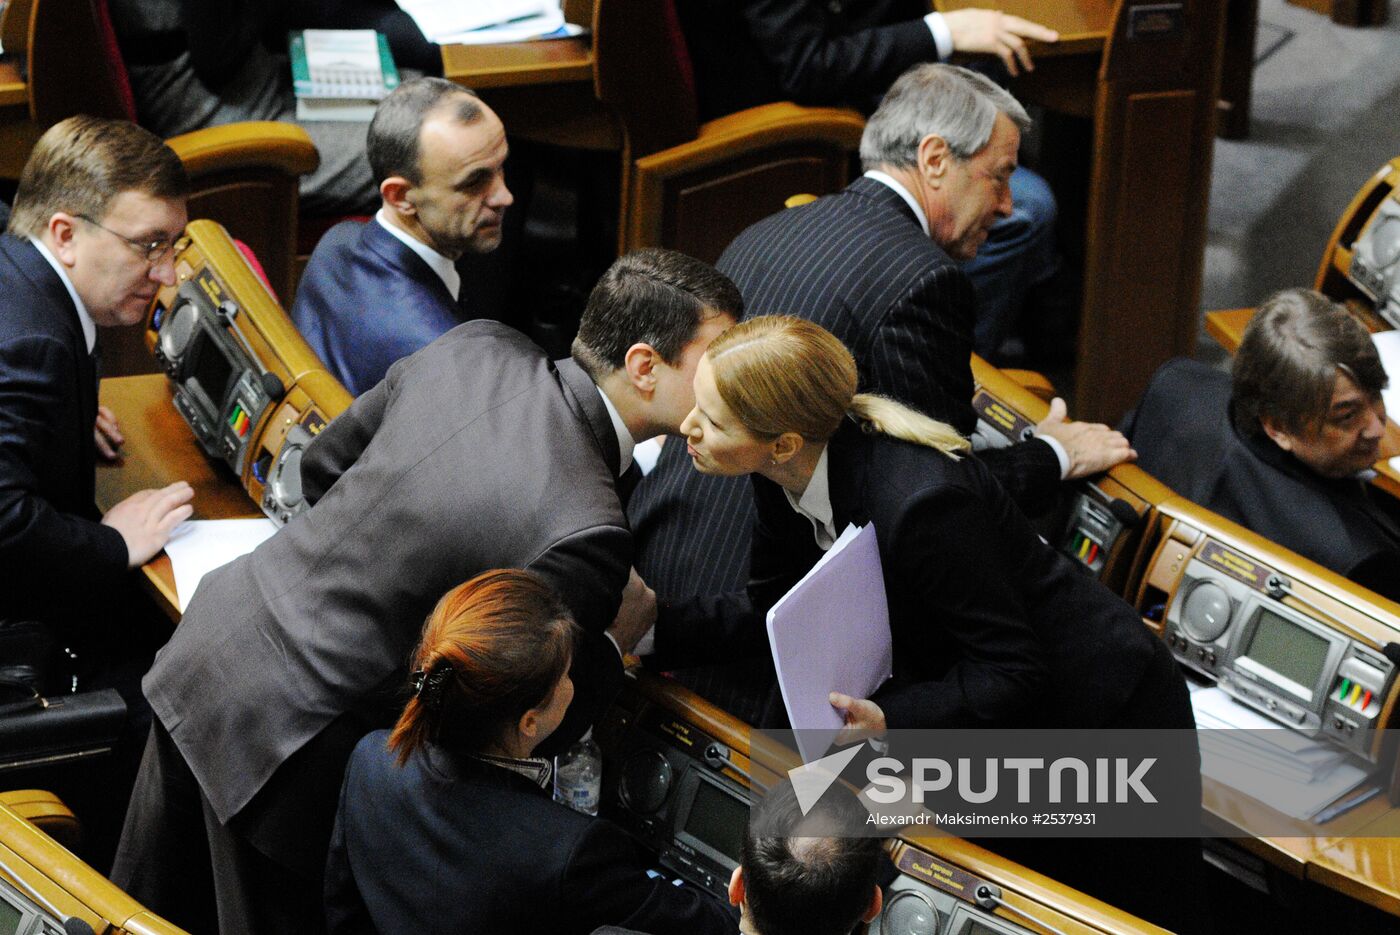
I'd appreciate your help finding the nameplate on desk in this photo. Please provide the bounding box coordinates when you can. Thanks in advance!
[894,848,986,904]
[1126,3,1185,40]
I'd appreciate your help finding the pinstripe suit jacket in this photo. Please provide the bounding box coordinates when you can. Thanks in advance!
[628,178,1060,611]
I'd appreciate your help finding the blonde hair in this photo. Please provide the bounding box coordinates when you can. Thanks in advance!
[706,317,969,457]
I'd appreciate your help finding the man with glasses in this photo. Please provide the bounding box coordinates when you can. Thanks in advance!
[1,115,195,755]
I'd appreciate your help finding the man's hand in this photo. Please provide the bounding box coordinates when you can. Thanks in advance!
[831,691,887,746]
[944,9,1059,76]
[94,405,125,463]
[1034,397,1136,480]
[101,481,194,567]
[606,567,657,657]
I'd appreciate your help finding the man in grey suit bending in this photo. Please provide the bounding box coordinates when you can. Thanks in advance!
[112,249,739,934]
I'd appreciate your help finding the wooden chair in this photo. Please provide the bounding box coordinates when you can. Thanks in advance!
[0,0,320,305]
[0,795,189,934]
[594,0,865,264]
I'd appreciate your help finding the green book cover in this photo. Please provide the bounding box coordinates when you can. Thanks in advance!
[289,30,399,100]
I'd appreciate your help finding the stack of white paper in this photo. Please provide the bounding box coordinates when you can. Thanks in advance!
[393,0,582,45]
[163,518,278,612]
[1191,685,1370,820]
[767,523,891,763]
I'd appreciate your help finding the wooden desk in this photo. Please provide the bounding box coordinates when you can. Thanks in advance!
[1205,306,1400,499]
[439,37,621,152]
[937,0,1227,426]
[94,375,258,620]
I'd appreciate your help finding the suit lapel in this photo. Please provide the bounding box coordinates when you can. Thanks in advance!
[359,220,459,311]
[1,235,99,470]
[556,357,622,477]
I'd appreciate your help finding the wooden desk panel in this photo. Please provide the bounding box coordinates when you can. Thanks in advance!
[440,38,593,89]
[439,39,620,151]
[95,375,258,620]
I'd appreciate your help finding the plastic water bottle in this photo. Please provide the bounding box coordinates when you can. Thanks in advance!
[553,734,602,816]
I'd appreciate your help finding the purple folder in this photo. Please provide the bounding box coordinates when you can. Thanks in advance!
[766,523,892,762]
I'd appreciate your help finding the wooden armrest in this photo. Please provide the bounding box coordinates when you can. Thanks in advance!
[635,102,864,176]
[1000,368,1058,403]
[0,790,79,853]
[0,800,190,934]
[165,122,320,178]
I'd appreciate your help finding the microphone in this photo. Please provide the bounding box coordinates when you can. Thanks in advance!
[64,918,97,935]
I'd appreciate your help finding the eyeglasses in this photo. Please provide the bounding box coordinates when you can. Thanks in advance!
[77,214,185,265]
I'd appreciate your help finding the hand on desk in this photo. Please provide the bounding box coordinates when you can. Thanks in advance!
[607,567,657,657]
[102,480,194,567]
[945,9,1059,76]
[1035,397,1137,480]
[94,405,125,463]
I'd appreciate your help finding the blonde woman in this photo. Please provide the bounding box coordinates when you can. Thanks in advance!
[659,316,1203,932]
[661,315,1192,738]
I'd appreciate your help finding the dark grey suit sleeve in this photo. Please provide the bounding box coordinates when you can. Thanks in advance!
[738,0,939,104]
[301,378,391,506]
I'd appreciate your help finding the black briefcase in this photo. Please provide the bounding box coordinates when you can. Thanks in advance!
[0,678,127,776]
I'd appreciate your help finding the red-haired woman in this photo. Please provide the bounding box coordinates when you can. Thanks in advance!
[324,569,734,934]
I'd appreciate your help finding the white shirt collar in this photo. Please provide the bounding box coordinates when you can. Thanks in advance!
[595,386,636,475]
[783,445,836,550]
[375,208,461,302]
[863,170,931,237]
[30,238,97,354]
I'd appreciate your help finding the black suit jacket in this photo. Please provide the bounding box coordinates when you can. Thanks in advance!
[628,178,1060,608]
[326,732,736,935]
[1125,358,1400,602]
[654,421,1179,731]
[144,321,632,828]
[677,0,937,119]
[0,234,127,624]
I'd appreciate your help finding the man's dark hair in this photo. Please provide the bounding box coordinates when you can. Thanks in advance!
[9,115,188,238]
[742,782,885,935]
[366,77,483,185]
[1231,288,1388,438]
[571,249,742,378]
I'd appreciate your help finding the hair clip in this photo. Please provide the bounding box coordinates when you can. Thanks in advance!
[411,664,454,711]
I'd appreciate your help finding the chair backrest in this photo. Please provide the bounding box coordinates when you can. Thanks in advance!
[24,0,134,125]
[591,0,698,161]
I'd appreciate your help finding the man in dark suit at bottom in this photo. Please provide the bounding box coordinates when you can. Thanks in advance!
[594,781,886,935]
[112,249,740,934]
[627,65,1133,715]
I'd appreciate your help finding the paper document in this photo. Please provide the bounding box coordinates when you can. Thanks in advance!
[1191,686,1371,820]
[393,0,558,43]
[163,518,278,612]
[767,523,891,763]
[1372,330,1400,428]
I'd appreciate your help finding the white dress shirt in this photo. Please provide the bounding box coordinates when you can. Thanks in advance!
[31,238,97,353]
[783,446,838,551]
[374,208,461,302]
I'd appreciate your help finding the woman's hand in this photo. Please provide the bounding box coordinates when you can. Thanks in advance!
[830,692,886,746]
